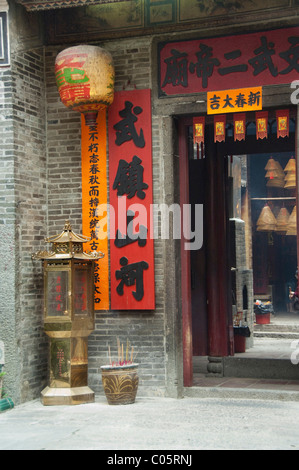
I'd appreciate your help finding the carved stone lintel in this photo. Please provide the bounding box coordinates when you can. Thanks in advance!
[0,0,8,11]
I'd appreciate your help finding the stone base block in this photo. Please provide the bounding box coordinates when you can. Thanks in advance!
[206,356,223,377]
[41,386,95,406]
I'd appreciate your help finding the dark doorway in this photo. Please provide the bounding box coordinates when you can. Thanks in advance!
[180,119,232,378]
[189,157,208,355]
[179,109,297,386]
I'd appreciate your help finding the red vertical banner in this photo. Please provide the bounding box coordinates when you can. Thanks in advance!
[108,89,155,310]
[234,113,246,141]
[276,109,289,138]
[214,114,226,142]
[256,111,268,140]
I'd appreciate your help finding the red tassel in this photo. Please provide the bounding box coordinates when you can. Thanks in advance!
[256,111,268,140]
[234,113,246,141]
[214,114,226,143]
[193,116,205,145]
[276,109,289,138]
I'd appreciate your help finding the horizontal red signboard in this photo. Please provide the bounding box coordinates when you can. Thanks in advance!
[158,26,299,96]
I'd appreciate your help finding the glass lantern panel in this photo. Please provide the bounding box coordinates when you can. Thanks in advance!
[74,268,89,316]
[46,270,68,317]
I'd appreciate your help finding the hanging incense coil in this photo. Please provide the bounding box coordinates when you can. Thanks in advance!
[256,205,277,231]
[265,169,280,179]
[284,172,296,189]
[266,176,285,188]
[284,157,296,173]
[265,159,285,188]
[284,157,296,189]
[275,206,289,233]
[286,206,297,235]
[265,157,277,171]
[274,160,285,174]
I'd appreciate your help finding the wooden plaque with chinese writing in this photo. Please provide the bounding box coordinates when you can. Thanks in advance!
[159,26,299,96]
[108,90,155,310]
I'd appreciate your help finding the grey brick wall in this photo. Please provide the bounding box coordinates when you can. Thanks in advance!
[13,47,48,402]
[0,22,190,403]
[0,46,48,403]
[3,1,299,405]
[45,37,167,396]
[0,66,18,400]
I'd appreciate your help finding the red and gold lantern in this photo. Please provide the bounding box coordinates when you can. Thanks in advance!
[55,45,115,126]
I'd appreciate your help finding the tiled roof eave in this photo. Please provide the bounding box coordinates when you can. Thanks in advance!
[15,0,126,11]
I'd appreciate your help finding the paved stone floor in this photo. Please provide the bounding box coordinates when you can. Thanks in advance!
[1,395,299,450]
[190,310,299,395]
[1,310,299,450]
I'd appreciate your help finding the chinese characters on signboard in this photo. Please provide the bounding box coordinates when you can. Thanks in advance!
[81,111,109,310]
[74,270,88,315]
[47,271,68,317]
[207,87,262,114]
[56,51,90,107]
[159,26,299,96]
[108,90,155,310]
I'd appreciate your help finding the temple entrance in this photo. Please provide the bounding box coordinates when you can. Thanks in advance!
[179,109,297,386]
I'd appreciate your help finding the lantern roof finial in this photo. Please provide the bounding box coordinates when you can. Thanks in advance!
[45,219,90,244]
[32,220,105,261]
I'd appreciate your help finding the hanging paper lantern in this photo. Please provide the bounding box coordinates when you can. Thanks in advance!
[275,206,289,233]
[286,206,297,235]
[256,204,277,231]
[55,45,115,126]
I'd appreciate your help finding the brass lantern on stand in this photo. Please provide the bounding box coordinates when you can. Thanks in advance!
[32,220,104,405]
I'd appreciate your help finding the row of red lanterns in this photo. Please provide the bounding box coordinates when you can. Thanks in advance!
[193,109,290,144]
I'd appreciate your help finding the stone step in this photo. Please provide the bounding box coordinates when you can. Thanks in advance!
[254,331,299,339]
[223,356,299,380]
[254,323,299,332]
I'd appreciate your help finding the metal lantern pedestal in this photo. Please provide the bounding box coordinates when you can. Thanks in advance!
[33,220,104,406]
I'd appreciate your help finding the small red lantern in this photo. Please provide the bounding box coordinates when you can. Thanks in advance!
[55,45,115,126]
